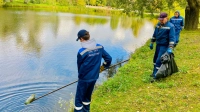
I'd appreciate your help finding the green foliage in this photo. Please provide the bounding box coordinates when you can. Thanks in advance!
[96,0,106,6]
[57,0,69,6]
[114,0,187,18]
[77,0,85,6]
[0,0,189,13]
[89,0,96,6]
[106,0,115,7]
[0,0,3,5]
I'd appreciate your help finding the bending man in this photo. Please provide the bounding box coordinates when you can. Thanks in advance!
[74,29,112,112]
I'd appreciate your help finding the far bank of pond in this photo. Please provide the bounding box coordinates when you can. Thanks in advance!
[2,2,123,17]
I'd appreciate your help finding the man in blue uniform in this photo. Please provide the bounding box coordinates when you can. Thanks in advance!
[170,11,184,46]
[74,29,112,112]
[149,12,176,82]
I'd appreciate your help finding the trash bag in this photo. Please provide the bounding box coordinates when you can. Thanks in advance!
[155,52,178,79]
[155,64,168,78]
[160,52,170,64]
[169,53,179,74]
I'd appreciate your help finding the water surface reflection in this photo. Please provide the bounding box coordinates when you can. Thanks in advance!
[0,8,154,111]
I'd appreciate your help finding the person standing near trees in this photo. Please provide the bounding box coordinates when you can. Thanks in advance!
[74,29,112,112]
[170,11,184,46]
[149,12,176,82]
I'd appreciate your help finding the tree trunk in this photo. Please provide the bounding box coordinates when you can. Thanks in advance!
[185,0,200,30]
[185,6,199,30]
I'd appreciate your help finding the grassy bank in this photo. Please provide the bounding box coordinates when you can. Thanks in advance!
[91,30,200,111]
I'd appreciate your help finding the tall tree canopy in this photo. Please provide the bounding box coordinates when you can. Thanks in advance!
[115,0,199,30]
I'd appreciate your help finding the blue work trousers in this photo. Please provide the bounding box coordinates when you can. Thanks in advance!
[74,80,96,112]
[175,29,181,44]
[153,45,168,78]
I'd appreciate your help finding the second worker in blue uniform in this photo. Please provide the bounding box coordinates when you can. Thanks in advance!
[149,12,176,82]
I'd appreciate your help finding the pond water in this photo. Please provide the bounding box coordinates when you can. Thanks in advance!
[0,8,154,111]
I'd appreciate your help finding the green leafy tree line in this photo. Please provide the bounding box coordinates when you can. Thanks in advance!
[0,0,3,5]
[3,0,199,30]
[115,0,199,30]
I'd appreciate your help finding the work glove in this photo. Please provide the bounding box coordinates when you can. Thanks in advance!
[167,47,173,54]
[149,43,153,50]
[99,65,105,73]
[99,62,107,73]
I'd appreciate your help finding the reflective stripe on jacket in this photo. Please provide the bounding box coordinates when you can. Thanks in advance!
[151,21,176,46]
[77,39,112,82]
[170,16,184,30]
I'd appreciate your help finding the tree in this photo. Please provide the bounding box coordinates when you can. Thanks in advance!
[90,0,96,6]
[185,0,200,30]
[115,0,131,10]
[115,0,199,30]
[0,0,3,5]
[132,0,146,18]
[77,0,86,6]
[96,0,107,6]
[115,0,168,17]
[106,0,116,7]
[24,0,28,4]
[102,0,107,6]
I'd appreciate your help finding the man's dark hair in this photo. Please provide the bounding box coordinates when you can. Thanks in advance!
[81,31,90,40]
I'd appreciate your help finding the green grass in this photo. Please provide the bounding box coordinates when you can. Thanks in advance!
[91,30,200,112]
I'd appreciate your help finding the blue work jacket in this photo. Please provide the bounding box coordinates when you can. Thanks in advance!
[151,21,176,46]
[170,16,184,30]
[77,39,112,82]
